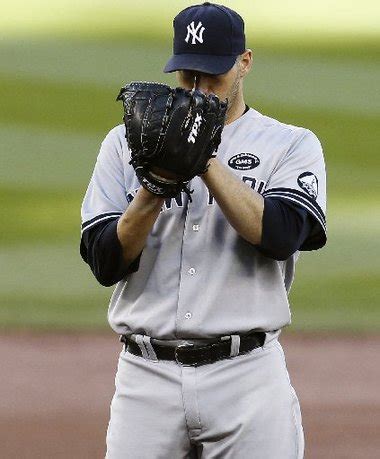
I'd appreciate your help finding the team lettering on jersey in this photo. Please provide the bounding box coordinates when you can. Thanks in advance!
[126,175,267,212]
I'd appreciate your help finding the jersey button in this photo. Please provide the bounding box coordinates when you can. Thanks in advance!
[185,312,192,319]
[192,224,200,232]
[188,267,196,275]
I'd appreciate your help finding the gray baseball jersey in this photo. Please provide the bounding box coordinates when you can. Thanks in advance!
[81,107,326,339]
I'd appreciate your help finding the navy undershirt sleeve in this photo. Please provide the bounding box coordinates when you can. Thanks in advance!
[80,218,141,287]
[257,197,314,261]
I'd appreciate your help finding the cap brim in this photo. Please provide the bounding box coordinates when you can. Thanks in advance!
[163,53,237,75]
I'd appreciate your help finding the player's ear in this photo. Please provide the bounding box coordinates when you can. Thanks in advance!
[238,49,253,78]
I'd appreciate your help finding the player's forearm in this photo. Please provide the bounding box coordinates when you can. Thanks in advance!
[117,188,164,265]
[202,158,264,245]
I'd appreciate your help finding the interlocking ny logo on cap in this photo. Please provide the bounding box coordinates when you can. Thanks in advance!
[185,21,205,44]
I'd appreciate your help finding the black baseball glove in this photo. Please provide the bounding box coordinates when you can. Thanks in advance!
[116,81,227,199]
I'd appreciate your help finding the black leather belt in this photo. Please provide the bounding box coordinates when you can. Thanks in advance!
[121,331,266,367]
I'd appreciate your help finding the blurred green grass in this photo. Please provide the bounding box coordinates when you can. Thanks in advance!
[0,36,379,332]
[2,1,379,53]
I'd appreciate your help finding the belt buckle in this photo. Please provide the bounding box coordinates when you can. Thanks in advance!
[174,342,194,366]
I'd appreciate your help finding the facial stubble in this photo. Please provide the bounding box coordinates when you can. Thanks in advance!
[225,72,241,121]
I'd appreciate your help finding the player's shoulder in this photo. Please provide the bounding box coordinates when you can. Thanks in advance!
[98,124,127,160]
[247,108,316,137]
[246,108,321,146]
[102,124,126,148]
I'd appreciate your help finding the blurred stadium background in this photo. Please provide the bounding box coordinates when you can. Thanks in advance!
[1,0,379,332]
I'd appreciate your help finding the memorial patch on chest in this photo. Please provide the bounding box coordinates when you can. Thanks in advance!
[297,172,318,199]
[228,153,260,170]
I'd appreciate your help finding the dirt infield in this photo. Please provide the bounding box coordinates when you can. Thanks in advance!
[0,332,379,458]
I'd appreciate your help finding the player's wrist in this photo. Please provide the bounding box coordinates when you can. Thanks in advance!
[138,187,166,203]
[200,157,218,178]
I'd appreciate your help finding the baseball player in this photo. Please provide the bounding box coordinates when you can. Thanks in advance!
[80,3,326,458]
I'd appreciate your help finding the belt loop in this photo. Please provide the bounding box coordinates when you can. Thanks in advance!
[143,335,158,362]
[135,335,158,362]
[135,335,149,359]
[230,335,240,357]
[119,334,127,352]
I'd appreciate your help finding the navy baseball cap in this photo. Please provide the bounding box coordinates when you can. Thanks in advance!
[164,2,246,75]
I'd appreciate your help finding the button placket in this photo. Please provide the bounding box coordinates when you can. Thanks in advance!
[175,180,207,334]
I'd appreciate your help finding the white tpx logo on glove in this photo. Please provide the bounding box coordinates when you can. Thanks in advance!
[188,113,203,144]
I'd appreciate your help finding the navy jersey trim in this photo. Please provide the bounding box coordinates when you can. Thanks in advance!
[263,187,326,232]
[81,212,123,233]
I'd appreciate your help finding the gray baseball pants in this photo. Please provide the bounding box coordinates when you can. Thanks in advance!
[106,335,304,458]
